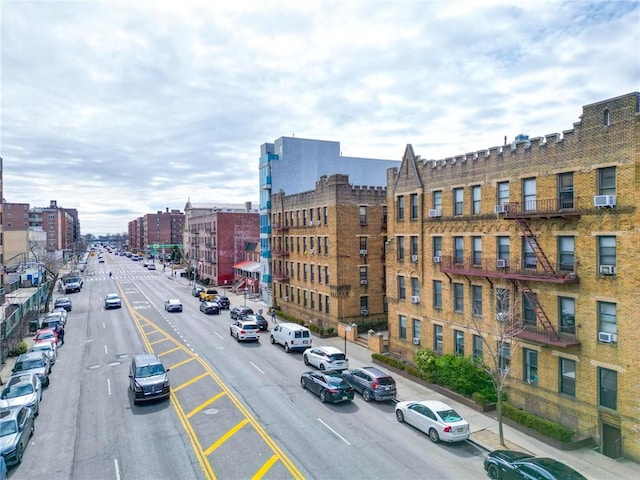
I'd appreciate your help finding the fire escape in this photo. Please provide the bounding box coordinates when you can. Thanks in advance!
[271,222,289,282]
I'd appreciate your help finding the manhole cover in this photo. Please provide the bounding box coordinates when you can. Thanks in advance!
[88,365,101,370]
[203,409,220,416]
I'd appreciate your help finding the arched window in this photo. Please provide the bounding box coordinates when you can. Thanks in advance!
[604,108,611,126]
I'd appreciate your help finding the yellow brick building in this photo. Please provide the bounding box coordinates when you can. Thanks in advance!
[386,92,639,460]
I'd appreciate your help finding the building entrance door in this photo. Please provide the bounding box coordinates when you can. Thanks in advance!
[602,423,622,459]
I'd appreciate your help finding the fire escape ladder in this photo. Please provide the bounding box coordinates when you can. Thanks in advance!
[515,218,556,275]
[518,281,559,338]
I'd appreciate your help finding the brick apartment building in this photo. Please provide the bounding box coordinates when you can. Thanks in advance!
[386,92,639,460]
[271,174,388,330]
[27,200,81,254]
[128,208,184,254]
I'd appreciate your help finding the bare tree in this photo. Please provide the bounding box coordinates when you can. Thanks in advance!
[29,240,64,313]
[470,284,526,446]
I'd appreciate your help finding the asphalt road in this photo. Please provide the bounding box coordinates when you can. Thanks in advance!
[11,252,486,480]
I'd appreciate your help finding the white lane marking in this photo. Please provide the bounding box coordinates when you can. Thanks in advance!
[214,331,223,339]
[114,458,120,480]
[318,418,351,445]
[107,378,112,396]
[250,362,265,374]
[104,344,108,355]
[103,321,106,329]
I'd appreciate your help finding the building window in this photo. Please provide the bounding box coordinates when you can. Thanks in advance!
[303,237,307,254]
[324,237,329,255]
[359,206,367,225]
[523,349,538,384]
[473,335,483,362]
[454,237,464,264]
[496,288,510,319]
[359,266,368,284]
[497,236,510,264]
[523,239,537,269]
[303,290,308,307]
[324,266,329,285]
[497,181,509,207]
[397,276,406,300]
[310,292,315,309]
[454,330,464,356]
[411,277,420,299]
[498,343,510,374]
[433,325,443,352]
[559,297,576,334]
[317,266,322,284]
[382,206,387,225]
[472,236,482,266]
[360,296,368,313]
[324,207,328,224]
[325,295,330,314]
[310,265,315,283]
[599,368,617,410]
[433,280,442,309]
[472,285,482,316]
[559,358,576,396]
[296,237,300,253]
[558,236,575,272]
[598,301,617,338]
[412,318,421,342]
[359,236,367,251]
[432,191,443,215]
[397,196,405,221]
[453,283,464,312]
[453,188,464,216]
[297,262,301,280]
[397,236,405,262]
[472,185,481,214]
[309,208,314,225]
[603,108,611,126]
[558,172,575,209]
[522,178,536,211]
[597,167,616,196]
[432,236,442,259]
[522,293,537,327]
[410,193,418,219]
[399,315,407,340]
[410,236,418,259]
[302,210,307,226]
[597,236,616,271]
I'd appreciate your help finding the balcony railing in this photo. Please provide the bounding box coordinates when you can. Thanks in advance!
[514,323,580,347]
[272,223,290,232]
[272,271,289,281]
[271,248,289,257]
[439,256,578,284]
[502,197,581,219]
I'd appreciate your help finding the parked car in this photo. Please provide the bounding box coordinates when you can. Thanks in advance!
[395,400,470,443]
[50,307,68,324]
[246,314,268,331]
[483,450,587,480]
[129,353,171,405]
[29,341,57,365]
[39,316,63,332]
[104,293,122,309]
[341,366,397,402]
[229,319,260,342]
[54,296,72,311]
[303,346,349,372]
[300,370,355,404]
[213,295,230,309]
[164,299,183,312]
[191,286,204,297]
[33,328,59,346]
[0,406,35,466]
[12,351,51,387]
[230,306,254,320]
[199,301,221,315]
[0,373,42,416]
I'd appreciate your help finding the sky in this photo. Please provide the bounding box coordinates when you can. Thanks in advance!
[1,0,638,236]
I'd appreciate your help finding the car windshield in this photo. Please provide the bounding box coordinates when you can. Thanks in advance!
[32,345,51,352]
[437,408,463,423]
[15,359,44,371]
[2,384,34,399]
[107,295,119,300]
[0,420,17,437]
[326,376,348,387]
[329,354,346,361]
[37,332,55,340]
[135,364,165,378]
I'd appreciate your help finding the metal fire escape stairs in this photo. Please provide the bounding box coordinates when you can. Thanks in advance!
[513,218,560,339]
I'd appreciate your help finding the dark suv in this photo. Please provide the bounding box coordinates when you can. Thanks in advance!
[230,306,254,320]
[129,354,170,404]
[214,295,230,309]
[341,366,397,402]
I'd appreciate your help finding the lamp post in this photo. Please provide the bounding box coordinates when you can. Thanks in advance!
[344,325,351,356]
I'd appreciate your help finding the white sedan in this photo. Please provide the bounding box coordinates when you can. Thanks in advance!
[395,399,470,443]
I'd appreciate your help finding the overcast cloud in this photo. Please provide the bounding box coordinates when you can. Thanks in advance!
[1,0,638,235]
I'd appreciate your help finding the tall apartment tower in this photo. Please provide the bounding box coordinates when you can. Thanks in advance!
[386,92,639,461]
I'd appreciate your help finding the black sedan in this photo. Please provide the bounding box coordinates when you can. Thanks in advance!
[199,301,221,315]
[300,371,355,404]
[484,450,587,480]
[247,314,268,331]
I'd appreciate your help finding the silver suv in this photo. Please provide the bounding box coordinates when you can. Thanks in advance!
[129,354,171,405]
[341,366,397,402]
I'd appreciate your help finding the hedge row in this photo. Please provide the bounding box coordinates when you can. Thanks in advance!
[502,403,575,442]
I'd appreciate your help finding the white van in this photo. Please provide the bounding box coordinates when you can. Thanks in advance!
[270,323,312,353]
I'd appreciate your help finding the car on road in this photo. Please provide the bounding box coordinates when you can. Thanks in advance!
[0,373,42,416]
[270,323,312,353]
[229,319,260,342]
[303,346,349,372]
[395,400,470,443]
[29,341,57,365]
[164,299,183,312]
[199,288,219,302]
[191,285,204,297]
[0,406,35,466]
[230,306,254,320]
[300,370,355,404]
[213,295,230,309]
[54,296,73,311]
[483,450,587,480]
[104,293,122,309]
[12,351,51,387]
[246,314,268,331]
[341,366,397,402]
[199,301,221,315]
[129,353,171,405]
[147,263,156,270]
[33,328,59,346]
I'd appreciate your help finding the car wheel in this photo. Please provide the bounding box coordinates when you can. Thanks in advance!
[300,377,307,389]
[319,364,325,371]
[303,355,310,366]
[284,343,290,353]
[362,389,372,402]
[395,409,405,422]
[45,377,50,387]
[428,428,440,443]
[270,336,276,344]
[486,463,501,480]
[230,328,233,337]
[320,391,327,403]
[16,443,24,464]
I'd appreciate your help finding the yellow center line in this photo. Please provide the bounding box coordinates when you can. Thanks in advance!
[173,372,210,393]
[203,419,249,456]
[186,391,226,419]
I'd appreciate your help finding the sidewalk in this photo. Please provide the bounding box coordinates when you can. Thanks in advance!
[179,273,639,479]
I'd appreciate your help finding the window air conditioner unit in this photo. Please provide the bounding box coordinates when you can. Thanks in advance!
[598,332,617,343]
[496,312,509,322]
[309,249,314,255]
[411,295,420,304]
[433,256,441,264]
[360,279,368,285]
[599,265,616,275]
[412,337,421,345]
[360,309,368,316]
[308,220,313,226]
[494,204,508,214]
[411,255,418,262]
[594,195,616,208]
[496,259,509,268]
[428,209,441,218]
[359,249,368,255]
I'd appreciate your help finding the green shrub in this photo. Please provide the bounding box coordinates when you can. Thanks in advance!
[472,392,488,407]
[502,403,575,442]
[8,341,28,357]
